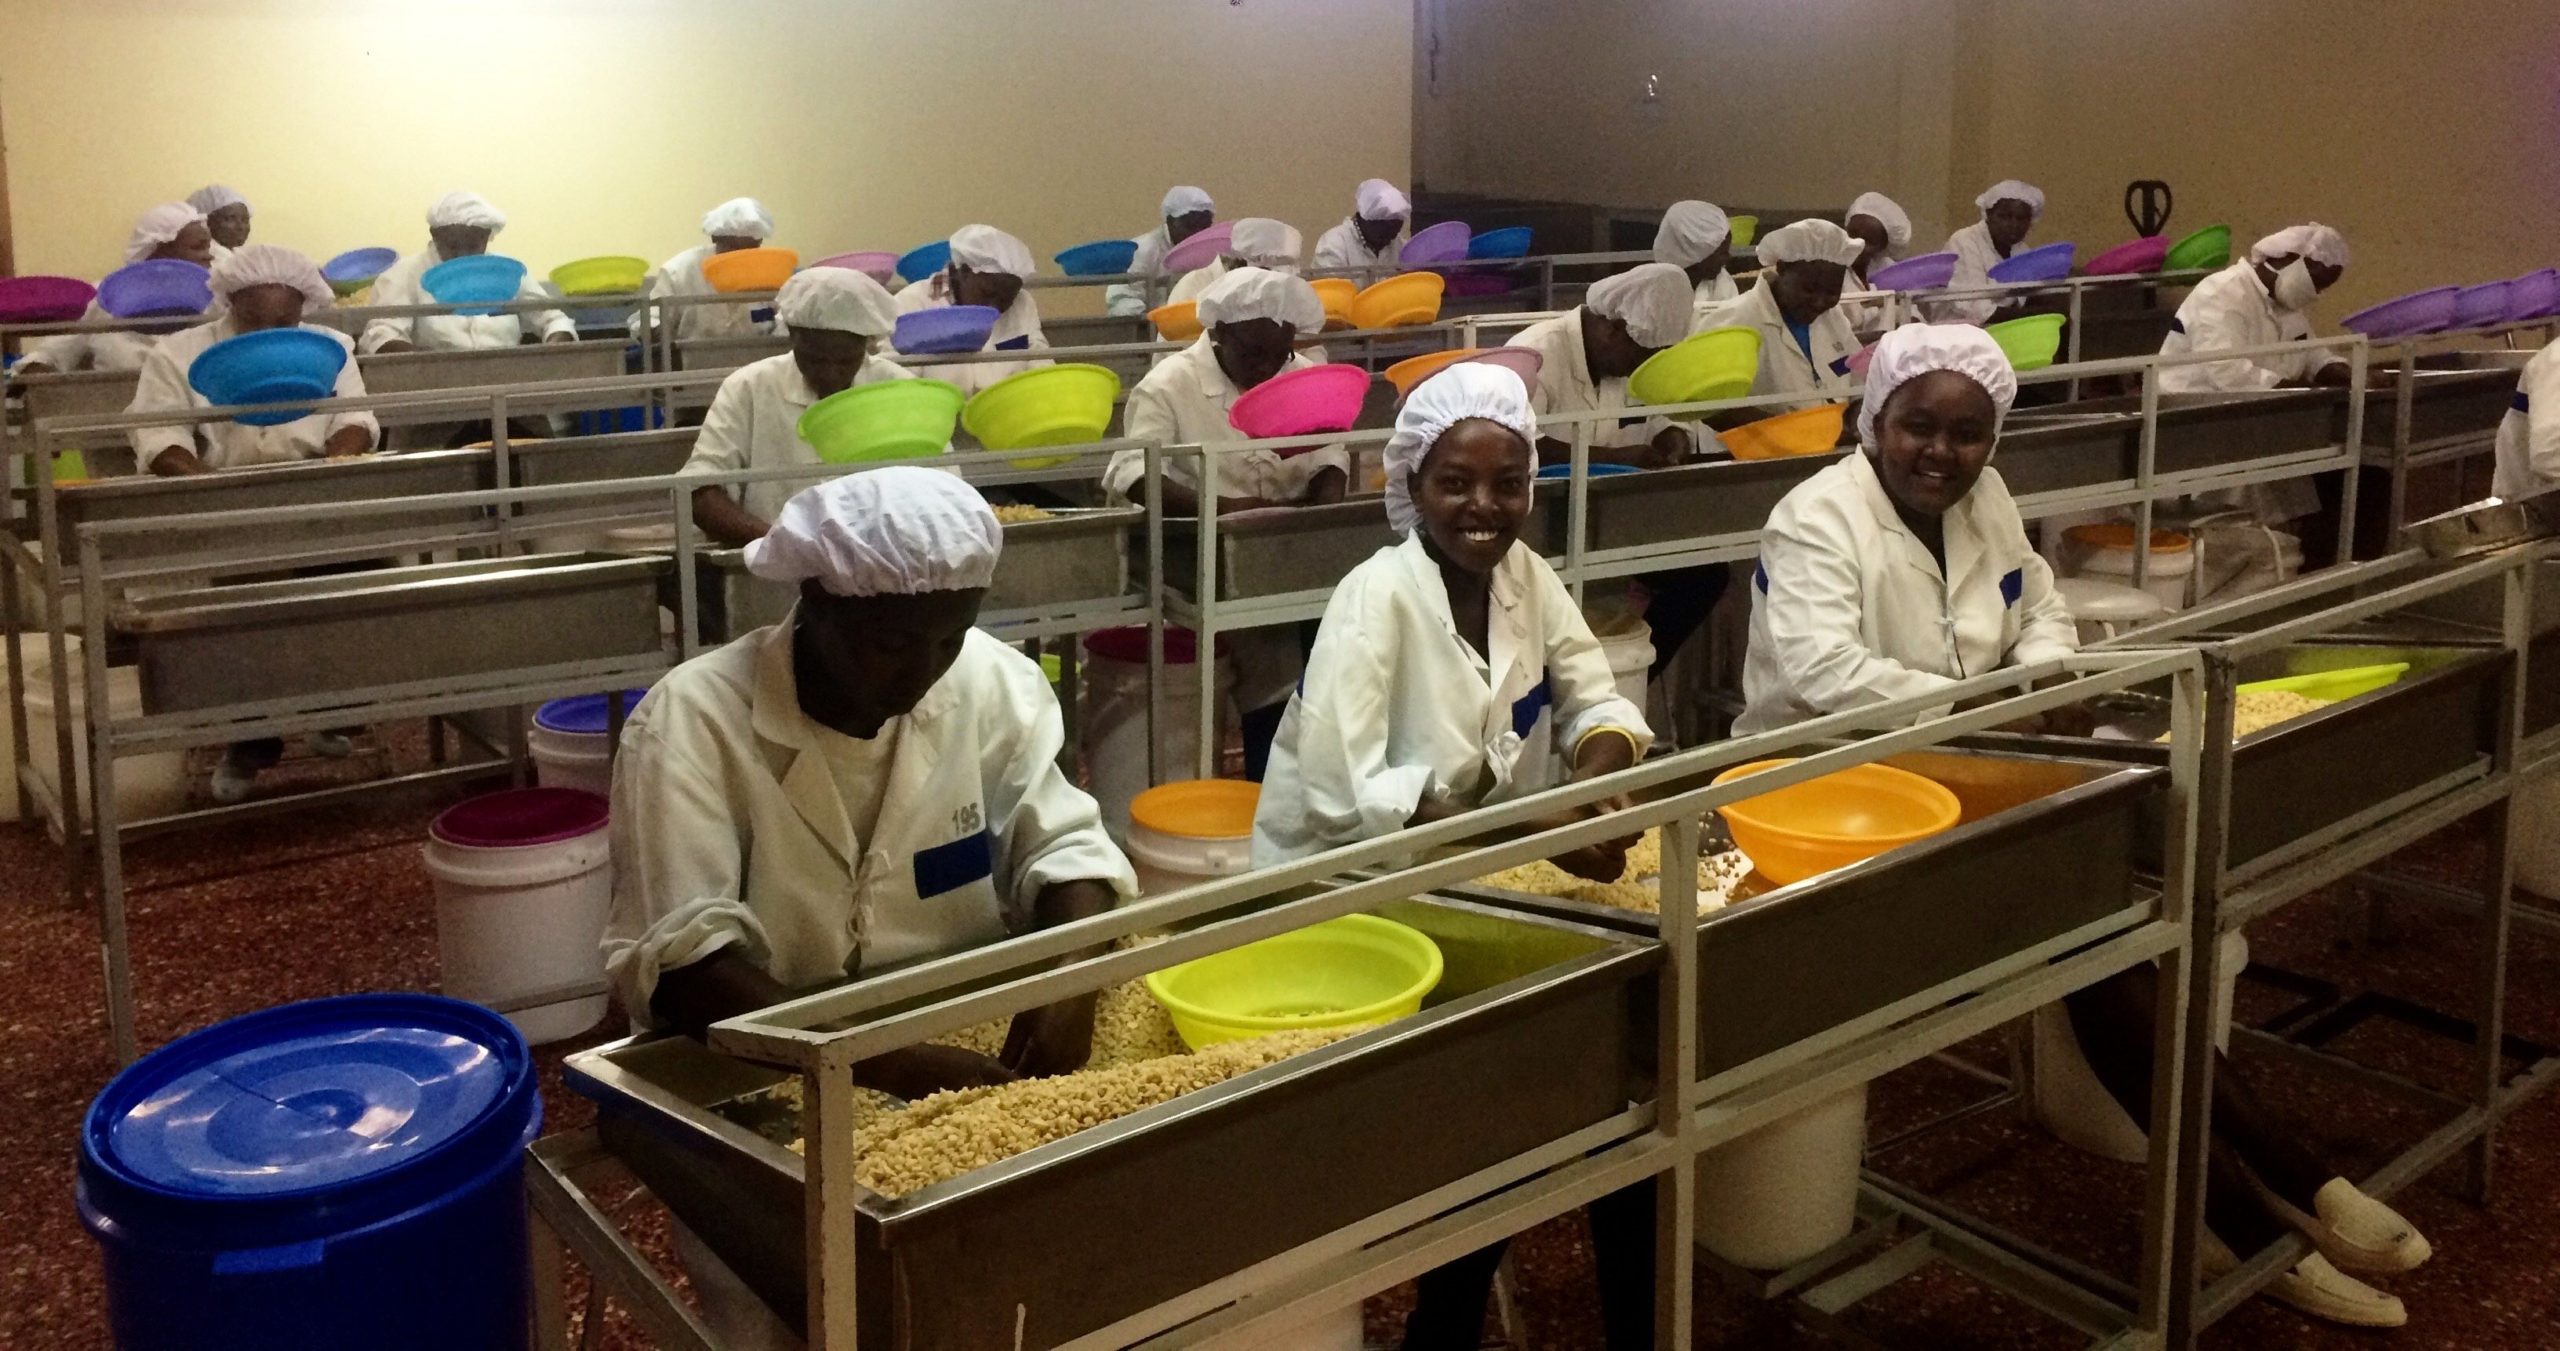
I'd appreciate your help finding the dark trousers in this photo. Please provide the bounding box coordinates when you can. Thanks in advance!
[1639,566,1730,682]
[1401,1182,1658,1350]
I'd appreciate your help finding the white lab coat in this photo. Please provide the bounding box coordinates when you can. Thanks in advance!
[126,317,378,472]
[1313,218,1402,275]
[1253,533,1650,865]
[630,243,773,346]
[2158,262,2341,520]
[1104,226,1172,318]
[603,621,1135,1024]
[1702,276,1861,413]
[21,302,193,374]
[1736,450,2075,735]
[1505,310,1667,451]
[1686,272,1740,335]
[1839,258,1894,333]
[892,274,1049,397]
[357,245,576,354]
[1933,221,2012,326]
[1167,261,1227,306]
[2492,342,2560,498]
[681,351,919,526]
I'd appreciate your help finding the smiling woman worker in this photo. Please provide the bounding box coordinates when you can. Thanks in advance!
[1736,324,2428,1328]
[1654,199,1739,328]
[1105,184,1215,317]
[359,191,577,355]
[1935,179,2044,325]
[1313,177,1411,273]
[894,223,1049,397]
[632,196,780,347]
[15,204,216,377]
[1701,218,1865,413]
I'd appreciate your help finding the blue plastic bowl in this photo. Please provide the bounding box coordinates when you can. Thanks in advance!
[892,304,1000,355]
[1987,241,2076,284]
[97,260,212,320]
[187,329,348,426]
[1055,238,1140,277]
[323,245,398,283]
[897,240,954,284]
[1535,462,1641,480]
[421,254,528,316]
[1467,227,1535,260]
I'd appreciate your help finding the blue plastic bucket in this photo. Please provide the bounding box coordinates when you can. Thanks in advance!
[79,994,541,1351]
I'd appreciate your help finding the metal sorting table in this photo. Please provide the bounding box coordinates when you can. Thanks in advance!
[527,651,2209,1350]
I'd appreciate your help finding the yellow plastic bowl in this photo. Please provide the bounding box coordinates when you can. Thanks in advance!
[549,255,648,297]
[1719,402,1846,460]
[960,362,1122,467]
[1130,778,1261,839]
[1351,272,1446,330]
[1986,313,2066,372]
[701,247,799,294]
[1727,214,1760,249]
[1145,914,1444,1050]
[1150,300,1204,342]
[1310,277,1359,331]
[795,378,965,463]
[1711,758,1961,885]
[1628,325,1762,406]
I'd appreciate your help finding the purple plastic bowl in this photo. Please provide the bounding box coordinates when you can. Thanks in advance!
[2083,236,2172,277]
[2508,269,2560,323]
[1445,270,1518,298]
[2342,286,2461,340]
[0,276,99,325]
[2453,281,2514,331]
[1399,220,1473,265]
[1870,252,1958,292]
[1987,241,2076,284]
[891,304,1001,355]
[97,260,212,320]
[430,787,608,849]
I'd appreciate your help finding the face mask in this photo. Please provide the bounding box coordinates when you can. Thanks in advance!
[2269,258,2320,312]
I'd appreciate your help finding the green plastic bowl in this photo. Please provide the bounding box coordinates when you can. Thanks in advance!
[1145,913,1443,1050]
[1628,326,1762,406]
[549,255,648,297]
[960,363,1122,467]
[2164,224,2232,273]
[2238,662,2409,703]
[795,379,966,464]
[1986,313,2066,371]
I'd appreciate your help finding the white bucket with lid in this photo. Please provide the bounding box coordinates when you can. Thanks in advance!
[1585,609,1656,715]
[1693,1085,1867,1269]
[2063,524,2194,612]
[1124,779,1261,896]
[1079,627,1234,843]
[528,689,648,797]
[422,787,614,1044]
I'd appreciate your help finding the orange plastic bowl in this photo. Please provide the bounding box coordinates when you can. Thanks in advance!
[700,247,799,294]
[1351,272,1446,330]
[1719,403,1847,461]
[1383,347,1482,396]
[1711,758,1960,885]
[1151,300,1204,342]
[1310,278,1359,331]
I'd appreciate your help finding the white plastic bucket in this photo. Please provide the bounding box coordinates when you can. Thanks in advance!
[1693,1085,1867,1269]
[1080,627,1234,842]
[528,690,648,798]
[1125,779,1260,895]
[422,788,614,1044]
[5,635,188,827]
[2064,525,2194,612]
[2053,577,2168,647]
[1590,615,1656,715]
[2515,768,2560,899]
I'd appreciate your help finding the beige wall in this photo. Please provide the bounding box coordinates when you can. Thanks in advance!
[1,0,1412,291]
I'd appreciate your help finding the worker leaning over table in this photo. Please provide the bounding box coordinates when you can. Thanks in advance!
[1701,217,1865,415]
[1104,184,1215,317]
[894,223,1049,397]
[1735,323,2429,1328]
[15,204,218,378]
[1933,179,2044,325]
[683,268,919,547]
[1653,199,1740,329]
[358,191,577,355]
[631,196,780,348]
[1312,177,1410,274]
[1839,190,1912,331]
[186,184,253,262]
[1249,363,1658,1350]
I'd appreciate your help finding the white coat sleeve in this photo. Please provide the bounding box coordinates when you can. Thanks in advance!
[1533,562,1652,756]
[323,340,381,450]
[1103,234,1160,318]
[1281,580,1440,846]
[1313,225,1354,273]
[19,306,105,371]
[599,716,774,1028]
[2527,357,2560,483]
[2005,549,2079,668]
[358,265,420,355]
[517,275,578,341]
[682,369,757,492]
[2172,294,2288,392]
[1108,375,1188,499]
[124,343,199,471]
[975,649,1137,923]
[627,265,668,342]
[1757,493,1964,715]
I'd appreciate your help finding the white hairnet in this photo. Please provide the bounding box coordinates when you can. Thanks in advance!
[1651,201,1731,268]
[1758,219,1865,267]
[2250,222,2350,269]
[428,191,507,232]
[949,224,1035,278]
[775,267,898,336]
[1228,218,1302,271]
[211,244,334,310]
[187,184,248,217]
[126,203,207,264]
[1585,262,1694,350]
[1196,266,1323,334]
[744,466,1002,598]
[701,197,775,241]
[1974,180,2045,219]
[1161,185,1214,218]
[1845,192,1912,251]
[1355,178,1412,222]
[1381,362,1539,535]
[1855,322,2020,452]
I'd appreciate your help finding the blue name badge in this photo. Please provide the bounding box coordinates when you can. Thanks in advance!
[912,830,994,899]
[994,334,1032,352]
[2000,567,2024,607]
[1829,355,1853,377]
[1510,675,1553,738]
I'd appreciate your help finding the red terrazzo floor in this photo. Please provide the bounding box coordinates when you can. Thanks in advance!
[4,744,2558,1348]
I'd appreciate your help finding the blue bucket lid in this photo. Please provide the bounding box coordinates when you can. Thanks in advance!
[81,995,537,1247]
[534,689,650,735]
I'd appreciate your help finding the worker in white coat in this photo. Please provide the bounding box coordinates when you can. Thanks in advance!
[1936,179,2043,325]
[893,224,1049,397]
[358,192,576,356]
[128,246,379,803]
[1840,191,1912,331]
[1250,362,1657,1349]
[606,467,1135,1350]
[1653,199,1739,328]
[1104,185,1215,317]
[2493,341,2560,498]
[1106,267,1348,779]
[14,204,217,377]
[685,268,918,546]
[632,196,780,348]
[1701,218,1864,414]
[1734,323,2428,1327]
[1167,217,1303,304]
[1312,177,1409,275]
[186,184,252,261]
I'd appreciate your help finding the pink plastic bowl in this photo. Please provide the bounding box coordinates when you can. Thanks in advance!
[1844,341,1880,377]
[2083,235,2171,276]
[0,275,98,325]
[1162,222,1236,275]
[1228,364,1372,444]
[813,251,900,284]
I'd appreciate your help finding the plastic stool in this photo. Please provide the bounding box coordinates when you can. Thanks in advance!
[2055,576,2168,645]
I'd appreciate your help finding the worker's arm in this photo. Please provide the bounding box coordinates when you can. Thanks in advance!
[691,484,771,547]
[1535,430,1681,469]
[323,425,372,458]
[650,954,1019,1096]
[150,444,211,477]
[999,877,1119,1078]
[128,347,208,478]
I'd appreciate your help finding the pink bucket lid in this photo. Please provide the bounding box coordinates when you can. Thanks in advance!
[430,787,608,849]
